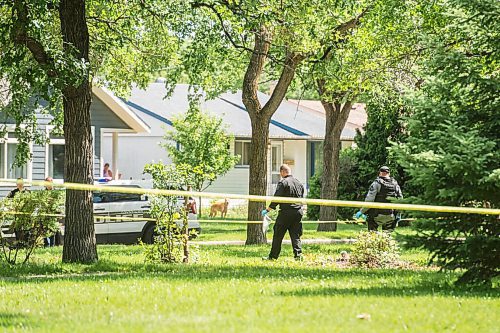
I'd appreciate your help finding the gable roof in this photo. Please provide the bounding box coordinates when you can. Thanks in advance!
[288,99,367,133]
[121,83,362,140]
[92,86,150,133]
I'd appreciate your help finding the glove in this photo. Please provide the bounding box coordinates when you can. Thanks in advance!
[355,211,363,219]
[261,209,269,217]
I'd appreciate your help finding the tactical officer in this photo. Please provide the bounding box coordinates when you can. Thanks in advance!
[262,164,304,261]
[357,166,403,232]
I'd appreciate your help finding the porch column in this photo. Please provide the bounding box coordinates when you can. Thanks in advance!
[112,132,118,180]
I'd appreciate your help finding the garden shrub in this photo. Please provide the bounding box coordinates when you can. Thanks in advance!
[307,149,361,221]
[0,190,64,264]
[142,162,197,263]
[350,231,400,268]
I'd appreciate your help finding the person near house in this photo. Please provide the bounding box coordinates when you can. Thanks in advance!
[357,166,403,232]
[6,178,30,243]
[103,163,113,179]
[187,196,197,215]
[262,164,305,261]
[7,177,29,198]
[43,177,62,247]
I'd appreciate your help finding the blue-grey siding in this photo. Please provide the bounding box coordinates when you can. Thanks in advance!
[0,94,132,196]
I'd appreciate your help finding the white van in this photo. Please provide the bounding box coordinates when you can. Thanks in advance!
[92,180,201,244]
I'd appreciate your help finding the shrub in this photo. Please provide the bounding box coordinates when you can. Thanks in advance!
[142,162,197,263]
[306,173,321,221]
[350,231,400,268]
[0,190,64,264]
[307,149,361,221]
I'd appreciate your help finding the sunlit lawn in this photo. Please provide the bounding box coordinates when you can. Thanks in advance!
[0,243,498,332]
[196,219,414,242]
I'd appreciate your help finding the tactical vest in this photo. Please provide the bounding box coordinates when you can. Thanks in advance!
[369,177,398,216]
[374,177,398,203]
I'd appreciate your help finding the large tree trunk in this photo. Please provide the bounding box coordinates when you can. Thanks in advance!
[317,85,353,231]
[242,27,304,245]
[60,0,97,263]
[246,115,271,244]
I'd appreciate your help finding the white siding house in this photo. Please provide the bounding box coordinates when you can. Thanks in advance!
[102,82,366,196]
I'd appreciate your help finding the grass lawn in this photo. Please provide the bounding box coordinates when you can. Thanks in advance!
[196,220,414,242]
[0,243,498,332]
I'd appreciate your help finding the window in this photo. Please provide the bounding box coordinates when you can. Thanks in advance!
[48,144,65,179]
[46,129,65,179]
[93,186,143,203]
[0,131,31,180]
[234,140,252,166]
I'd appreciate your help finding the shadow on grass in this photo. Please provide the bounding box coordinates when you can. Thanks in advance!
[1,258,498,298]
[0,313,34,328]
[278,282,499,298]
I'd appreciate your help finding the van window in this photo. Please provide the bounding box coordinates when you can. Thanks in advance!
[93,185,143,203]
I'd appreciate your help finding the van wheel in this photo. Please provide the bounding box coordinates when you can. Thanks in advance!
[142,225,156,244]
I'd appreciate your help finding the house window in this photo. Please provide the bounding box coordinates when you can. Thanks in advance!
[234,140,252,166]
[5,143,28,179]
[46,130,65,180]
[48,144,65,179]
[0,133,30,180]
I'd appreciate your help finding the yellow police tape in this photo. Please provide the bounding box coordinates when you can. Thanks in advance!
[2,179,499,216]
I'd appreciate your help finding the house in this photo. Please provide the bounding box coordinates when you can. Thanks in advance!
[0,86,149,196]
[101,81,366,195]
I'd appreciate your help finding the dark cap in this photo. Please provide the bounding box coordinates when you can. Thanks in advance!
[379,166,390,172]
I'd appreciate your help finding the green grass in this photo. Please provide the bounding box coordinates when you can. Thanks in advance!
[0,244,498,332]
[196,220,415,242]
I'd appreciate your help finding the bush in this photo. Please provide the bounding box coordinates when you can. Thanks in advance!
[306,173,321,221]
[0,190,64,264]
[142,162,197,263]
[307,149,361,221]
[350,231,400,268]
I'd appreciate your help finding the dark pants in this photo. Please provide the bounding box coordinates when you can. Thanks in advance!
[269,209,303,259]
[43,230,62,247]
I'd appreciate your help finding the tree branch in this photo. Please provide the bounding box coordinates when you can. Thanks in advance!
[192,1,285,62]
[11,0,58,78]
[261,51,305,117]
[315,5,374,62]
[242,26,271,117]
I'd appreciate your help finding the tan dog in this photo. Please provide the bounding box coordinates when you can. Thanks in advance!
[209,199,229,218]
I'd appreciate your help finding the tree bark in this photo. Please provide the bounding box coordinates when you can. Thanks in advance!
[243,27,304,244]
[59,0,97,263]
[246,115,271,244]
[317,82,353,232]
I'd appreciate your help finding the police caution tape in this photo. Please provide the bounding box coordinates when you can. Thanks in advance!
[2,179,499,216]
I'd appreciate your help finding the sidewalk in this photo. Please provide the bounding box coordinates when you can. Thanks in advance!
[192,238,356,246]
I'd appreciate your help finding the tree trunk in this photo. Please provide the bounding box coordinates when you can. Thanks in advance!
[246,115,271,245]
[241,27,304,244]
[317,88,353,231]
[198,196,202,217]
[60,0,97,263]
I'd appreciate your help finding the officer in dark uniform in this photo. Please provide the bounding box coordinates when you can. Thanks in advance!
[262,164,304,260]
[358,166,403,232]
